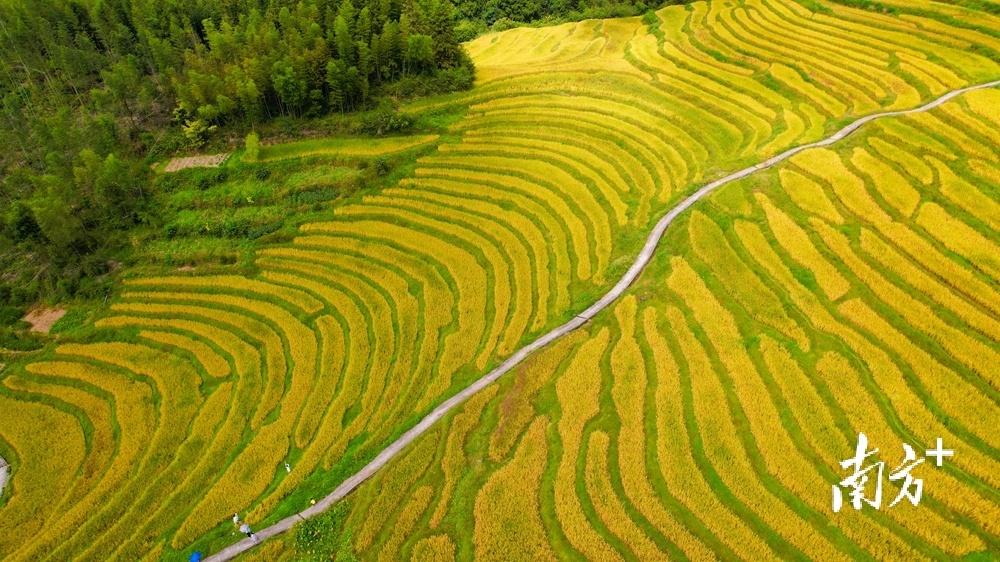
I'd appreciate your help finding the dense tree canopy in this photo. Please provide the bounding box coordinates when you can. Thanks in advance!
[171,0,471,126]
[452,0,667,36]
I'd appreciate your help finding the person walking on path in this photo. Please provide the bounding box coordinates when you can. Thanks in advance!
[232,513,240,526]
[239,523,258,543]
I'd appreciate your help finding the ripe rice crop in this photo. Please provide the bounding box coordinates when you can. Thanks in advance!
[939,96,1000,149]
[875,120,956,160]
[472,418,556,561]
[930,158,1000,230]
[388,186,559,330]
[488,338,574,462]
[5,0,1000,558]
[838,298,1000,451]
[318,56,1000,559]
[688,211,811,350]
[756,194,851,300]
[0,394,87,556]
[850,148,920,217]
[127,275,323,315]
[411,535,455,562]
[916,203,1000,279]
[908,112,994,159]
[552,330,621,561]
[431,387,497,527]
[376,485,434,562]
[608,300,713,560]
[866,137,934,185]
[873,220,1000,316]
[96,314,260,391]
[859,230,1000,342]
[342,198,526,356]
[583,430,665,559]
[779,168,843,224]
[815,220,999,384]
[255,134,439,162]
[349,429,440,552]
[793,148,893,224]
[661,291,840,561]
[642,308,777,560]
[734,217,1000,484]
[302,221,491,371]
[139,330,231,378]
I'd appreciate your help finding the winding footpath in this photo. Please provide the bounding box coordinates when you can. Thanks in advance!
[204,79,1000,561]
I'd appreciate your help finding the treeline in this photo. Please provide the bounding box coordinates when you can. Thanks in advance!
[2,0,471,135]
[0,0,471,306]
[452,0,677,37]
[173,0,472,135]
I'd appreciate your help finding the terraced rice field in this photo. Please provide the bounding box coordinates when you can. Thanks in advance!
[255,134,441,162]
[1,0,998,559]
[289,86,1000,562]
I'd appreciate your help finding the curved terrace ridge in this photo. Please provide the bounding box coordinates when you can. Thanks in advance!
[204,78,1000,562]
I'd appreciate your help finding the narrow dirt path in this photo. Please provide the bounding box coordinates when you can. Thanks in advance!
[204,79,1000,562]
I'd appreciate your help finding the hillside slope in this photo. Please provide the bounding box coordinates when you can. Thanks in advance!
[1,0,998,559]
[311,84,1000,561]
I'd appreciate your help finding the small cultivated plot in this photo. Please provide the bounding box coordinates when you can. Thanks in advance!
[254,134,440,162]
[163,153,229,172]
[142,159,364,267]
[21,308,66,334]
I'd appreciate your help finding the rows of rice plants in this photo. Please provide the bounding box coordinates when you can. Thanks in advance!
[255,134,440,162]
[2,0,998,558]
[300,80,1000,559]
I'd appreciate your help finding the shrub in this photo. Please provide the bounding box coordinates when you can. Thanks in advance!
[247,221,283,239]
[195,169,228,190]
[0,327,44,351]
[379,64,475,100]
[145,129,187,160]
[434,63,475,92]
[491,17,519,32]
[182,118,216,147]
[454,19,486,42]
[290,187,339,205]
[0,305,24,327]
[358,108,413,136]
[5,202,43,243]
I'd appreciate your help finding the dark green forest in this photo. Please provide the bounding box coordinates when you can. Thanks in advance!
[454,0,663,36]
